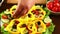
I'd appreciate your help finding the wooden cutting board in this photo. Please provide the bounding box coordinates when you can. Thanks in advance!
[7,0,46,4]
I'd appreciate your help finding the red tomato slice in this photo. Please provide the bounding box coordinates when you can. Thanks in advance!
[3,23,8,28]
[46,23,50,27]
[2,15,8,19]
[32,10,40,15]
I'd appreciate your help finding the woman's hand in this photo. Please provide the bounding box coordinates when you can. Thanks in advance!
[12,0,36,18]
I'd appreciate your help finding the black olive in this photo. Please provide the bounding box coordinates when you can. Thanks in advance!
[14,20,20,24]
[36,9,41,11]
[12,25,17,29]
[31,11,35,14]
[37,21,41,25]
[28,14,31,18]
[21,24,26,27]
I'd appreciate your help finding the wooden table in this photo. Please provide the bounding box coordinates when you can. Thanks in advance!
[0,2,60,34]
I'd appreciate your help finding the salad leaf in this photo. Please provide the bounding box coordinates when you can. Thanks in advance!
[3,31,10,34]
[44,7,51,18]
[0,11,4,19]
[1,26,10,34]
[48,23,55,32]
[1,26,4,32]
[43,23,55,34]
[43,29,50,34]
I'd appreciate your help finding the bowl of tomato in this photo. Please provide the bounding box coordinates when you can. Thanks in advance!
[46,0,60,15]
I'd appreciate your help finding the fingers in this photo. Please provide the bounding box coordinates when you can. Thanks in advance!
[12,6,28,18]
[12,0,36,18]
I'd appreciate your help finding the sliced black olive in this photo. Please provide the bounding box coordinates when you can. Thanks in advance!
[21,24,26,27]
[36,9,41,11]
[31,11,35,14]
[28,14,31,18]
[37,21,41,25]
[30,24,33,29]
[14,20,20,24]
[12,25,17,29]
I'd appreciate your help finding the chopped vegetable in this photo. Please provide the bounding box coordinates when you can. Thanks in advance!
[3,23,8,28]
[2,14,8,19]
[44,16,52,23]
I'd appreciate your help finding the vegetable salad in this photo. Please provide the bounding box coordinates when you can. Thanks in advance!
[0,5,55,34]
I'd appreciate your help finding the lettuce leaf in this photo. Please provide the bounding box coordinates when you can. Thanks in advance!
[43,23,55,34]
[3,31,10,34]
[44,7,51,17]
[1,26,10,34]
[48,23,55,32]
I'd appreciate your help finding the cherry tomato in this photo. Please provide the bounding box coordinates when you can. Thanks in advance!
[2,15,8,19]
[47,2,53,10]
[54,2,60,7]
[52,7,58,12]
[54,0,58,3]
[46,23,50,27]
[3,23,8,28]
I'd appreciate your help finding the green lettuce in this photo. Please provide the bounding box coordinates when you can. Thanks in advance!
[43,23,55,34]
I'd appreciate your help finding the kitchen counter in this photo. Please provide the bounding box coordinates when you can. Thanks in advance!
[0,2,60,34]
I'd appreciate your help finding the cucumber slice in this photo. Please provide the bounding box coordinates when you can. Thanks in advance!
[1,19,9,23]
[44,16,52,23]
[4,9,10,14]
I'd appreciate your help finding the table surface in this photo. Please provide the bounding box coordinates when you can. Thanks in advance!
[0,2,60,34]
